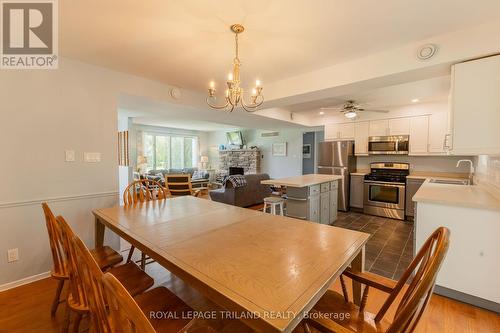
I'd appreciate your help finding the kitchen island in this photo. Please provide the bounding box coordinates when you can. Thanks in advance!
[261,174,342,224]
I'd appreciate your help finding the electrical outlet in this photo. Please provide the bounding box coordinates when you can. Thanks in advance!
[7,248,19,263]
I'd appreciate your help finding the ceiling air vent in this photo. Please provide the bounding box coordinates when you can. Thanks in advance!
[261,131,279,137]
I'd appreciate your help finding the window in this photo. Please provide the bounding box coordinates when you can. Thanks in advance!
[143,133,198,171]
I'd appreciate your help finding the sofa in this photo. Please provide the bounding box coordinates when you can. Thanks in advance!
[145,168,209,187]
[209,173,272,207]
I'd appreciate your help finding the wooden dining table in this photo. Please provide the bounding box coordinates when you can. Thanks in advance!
[93,196,369,333]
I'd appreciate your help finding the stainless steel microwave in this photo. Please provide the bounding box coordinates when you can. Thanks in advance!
[368,135,409,155]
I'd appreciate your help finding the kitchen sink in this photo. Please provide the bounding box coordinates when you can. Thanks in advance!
[429,178,470,185]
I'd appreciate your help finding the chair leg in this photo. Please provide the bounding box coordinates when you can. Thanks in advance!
[140,252,146,270]
[271,204,276,215]
[62,302,71,333]
[51,279,65,317]
[279,203,284,216]
[263,203,267,213]
[72,313,82,333]
[126,245,135,263]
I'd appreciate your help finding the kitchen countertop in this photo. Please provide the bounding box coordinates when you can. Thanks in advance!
[413,180,500,211]
[406,171,468,181]
[261,174,343,187]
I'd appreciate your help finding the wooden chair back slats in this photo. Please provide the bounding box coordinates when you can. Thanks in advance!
[165,174,196,196]
[56,215,89,310]
[42,203,67,277]
[102,273,157,333]
[123,180,168,206]
[57,216,112,333]
[381,227,450,333]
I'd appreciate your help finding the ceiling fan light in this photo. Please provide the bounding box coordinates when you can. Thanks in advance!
[344,110,357,119]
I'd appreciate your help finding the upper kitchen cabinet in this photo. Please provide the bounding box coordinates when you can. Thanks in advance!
[325,122,354,140]
[388,118,410,135]
[451,55,500,155]
[428,111,448,154]
[369,119,389,136]
[409,116,429,155]
[354,121,369,155]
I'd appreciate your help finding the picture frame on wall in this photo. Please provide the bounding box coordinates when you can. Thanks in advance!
[303,144,311,158]
[272,142,287,156]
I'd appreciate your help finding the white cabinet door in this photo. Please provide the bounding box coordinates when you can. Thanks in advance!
[329,182,338,223]
[325,123,339,140]
[349,175,364,208]
[428,112,448,154]
[409,116,429,155]
[451,55,500,155]
[389,118,410,135]
[338,123,355,139]
[369,120,389,136]
[309,195,320,223]
[354,122,369,155]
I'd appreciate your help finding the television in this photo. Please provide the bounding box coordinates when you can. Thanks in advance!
[226,131,243,146]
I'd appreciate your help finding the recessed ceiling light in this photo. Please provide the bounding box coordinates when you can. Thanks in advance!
[411,98,420,103]
[319,111,325,115]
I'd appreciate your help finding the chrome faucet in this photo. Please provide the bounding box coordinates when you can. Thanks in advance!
[456,159,475,185]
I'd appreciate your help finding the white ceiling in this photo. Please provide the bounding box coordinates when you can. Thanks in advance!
[60,0,500,92]
[285,76,451,116]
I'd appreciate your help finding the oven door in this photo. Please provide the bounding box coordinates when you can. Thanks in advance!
[363,181,405,210]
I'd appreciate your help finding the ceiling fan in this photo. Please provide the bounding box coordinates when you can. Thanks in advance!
[320,100,389,119]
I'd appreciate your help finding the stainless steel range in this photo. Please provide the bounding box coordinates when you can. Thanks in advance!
[363,162,410,220]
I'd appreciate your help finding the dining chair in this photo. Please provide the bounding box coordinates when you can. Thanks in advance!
[301,227,450,333]
[123,179,168,269]
[42,202,123,317]
[56,215,154,333]
[165,174,201,197]
[102,272,217,333]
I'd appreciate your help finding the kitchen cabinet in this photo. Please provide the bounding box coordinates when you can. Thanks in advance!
[451,55,500,155]
[389,118,410,135]
[350,174,364,208]
[329,181,338,223]
[320,192,330,225]
[405,178,425,217]
[354,121,369,155]
[325,123,354,140]
[409,116,429,155]
[369,119,389,136]
[415,201,500,310]
[285,180,339,224]
[428,112,448,154]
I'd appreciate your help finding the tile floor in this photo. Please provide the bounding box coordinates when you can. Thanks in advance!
[332,211,414,280]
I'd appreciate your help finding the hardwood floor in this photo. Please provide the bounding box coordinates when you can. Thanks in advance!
[1,199,498,332]
[1,259,498,333]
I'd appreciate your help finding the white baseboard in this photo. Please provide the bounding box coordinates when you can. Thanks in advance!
[0,271,51,292]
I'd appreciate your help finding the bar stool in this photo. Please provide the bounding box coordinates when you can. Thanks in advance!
[263,197,285,216]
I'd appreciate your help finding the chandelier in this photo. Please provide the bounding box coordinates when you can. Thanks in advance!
[206,24,263,112]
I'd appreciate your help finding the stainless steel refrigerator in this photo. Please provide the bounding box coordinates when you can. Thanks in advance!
[317,140,356,211]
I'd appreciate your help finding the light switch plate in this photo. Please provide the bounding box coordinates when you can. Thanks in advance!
[65,150,75,162]
[7,248,19,263]
[84,152,101,163]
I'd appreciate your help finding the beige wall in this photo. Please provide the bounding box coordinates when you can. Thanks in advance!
[0,58,202,287]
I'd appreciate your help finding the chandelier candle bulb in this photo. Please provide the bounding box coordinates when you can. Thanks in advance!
[227,73,233,81]
[252,88,257,96]
[209,81,215,89]
[256,79,261,87]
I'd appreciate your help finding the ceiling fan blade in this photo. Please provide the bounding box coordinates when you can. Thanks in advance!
[357,108,389,113]
[320,107,343,111]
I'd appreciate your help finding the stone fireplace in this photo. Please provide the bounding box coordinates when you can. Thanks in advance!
[218,149,261,174]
